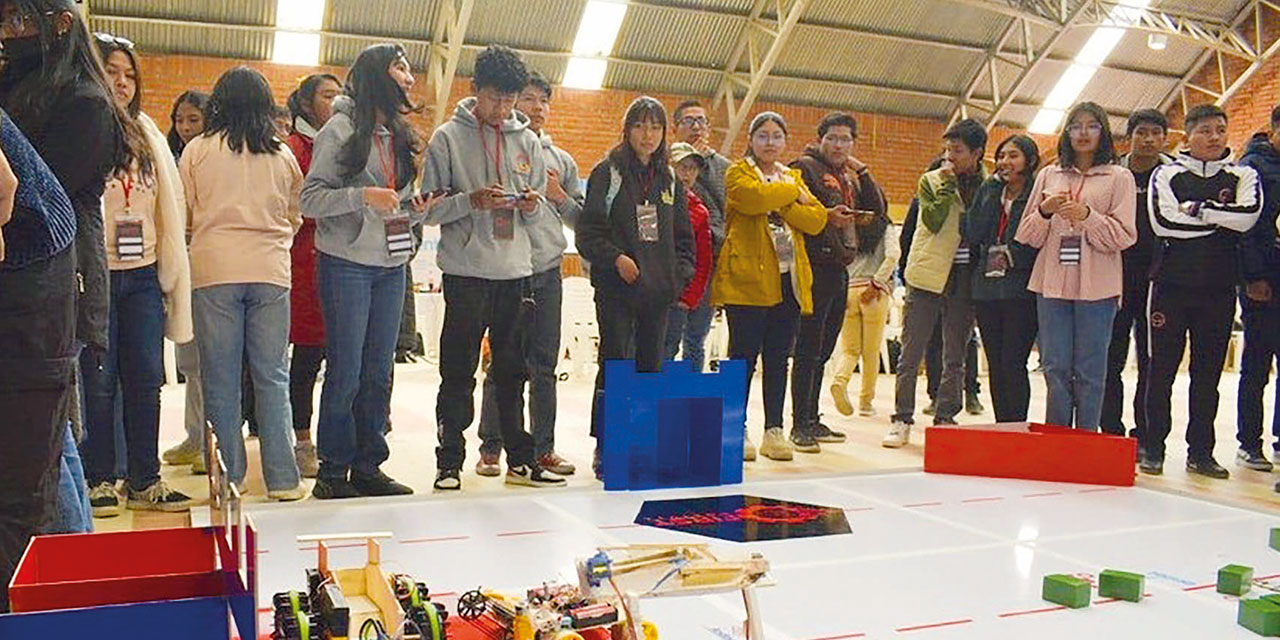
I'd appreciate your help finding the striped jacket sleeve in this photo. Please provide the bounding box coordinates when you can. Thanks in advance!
[1201,165,1261,232]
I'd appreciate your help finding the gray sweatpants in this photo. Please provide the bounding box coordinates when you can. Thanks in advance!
[893,283,975,424]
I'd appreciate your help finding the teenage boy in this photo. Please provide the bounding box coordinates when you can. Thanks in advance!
[1143,104,1261,479]
[475,71,583,478]
[885,119,986,447]
[421,45,566,491]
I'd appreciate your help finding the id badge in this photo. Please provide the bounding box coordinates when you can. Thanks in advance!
[771,223,794,264]
[1059,235,1082,266]
[637,203,659,243]
[115,216,144,262]
[384,214,413,258]
[493,209,515,241]
[984,244,1011,278]
[953,245,971,266]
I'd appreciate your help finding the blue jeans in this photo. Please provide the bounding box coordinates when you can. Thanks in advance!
[79,265,164,490]
[43,423,92,534]
[479,267,562,458]
[193,283,299,490]
[315,253,402,481]
[1036,295,1119,430]
[663,295,713,373]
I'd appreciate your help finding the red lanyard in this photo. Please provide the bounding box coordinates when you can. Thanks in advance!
[376,134,396,190]
[118,174,134,213]
[480,123,503,186]
[996,195,1012,240]
[1069,171,1087,203]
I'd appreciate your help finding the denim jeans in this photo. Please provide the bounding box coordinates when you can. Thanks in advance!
[436,274,535,470]
[479,267,562,458]
[176,341,204,451]
[193,283,299,491]
[1036,295,1118,431]
[43,423,92,534]
[1237,297,1280,455]
[79,265,164,490]
[663,295,713,372]
[315,253,402,481]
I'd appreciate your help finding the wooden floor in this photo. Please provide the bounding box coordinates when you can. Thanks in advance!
[94,360,1279,532]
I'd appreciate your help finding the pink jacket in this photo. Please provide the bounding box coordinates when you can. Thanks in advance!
[1015,163,1137,302]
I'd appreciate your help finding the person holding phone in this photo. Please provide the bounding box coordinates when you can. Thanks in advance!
[967,134,1041,422]
[576,97,695,479]
[713,111,828,462]
[421,45,565,491]
[790,112,886,448]
[301,44,439,499]
[1015,102,1136,433]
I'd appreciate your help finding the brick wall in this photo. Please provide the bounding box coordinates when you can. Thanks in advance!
[137,53,941,210]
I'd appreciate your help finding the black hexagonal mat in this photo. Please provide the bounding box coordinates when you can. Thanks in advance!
[634,495,851,542]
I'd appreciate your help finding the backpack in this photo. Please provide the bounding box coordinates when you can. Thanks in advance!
[603,161,677,218]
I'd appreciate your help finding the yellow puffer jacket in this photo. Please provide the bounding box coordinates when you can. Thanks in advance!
[711,158,829,314]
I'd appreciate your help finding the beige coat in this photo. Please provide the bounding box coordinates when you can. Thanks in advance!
[137,112,194,343]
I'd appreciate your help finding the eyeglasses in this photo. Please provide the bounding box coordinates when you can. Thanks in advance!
[678,116,708,127]
[95,33,135,50]
[752,131,786,144]
[1066,122,1103,136]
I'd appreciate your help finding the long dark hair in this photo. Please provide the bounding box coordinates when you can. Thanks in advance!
[167,90,208,156]
[338,44,420,190]
[287,72,339,130]
[995,134,1041,196]
[609,96,670,187]
[94,33,153,179]
[203,66,281,155]
[1057,102,1117,168]
[0,0,138,175]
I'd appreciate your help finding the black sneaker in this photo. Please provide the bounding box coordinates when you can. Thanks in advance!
[592,449,603,481]
[505,464,567,488]
[789,428,821,453]
[812,422,847,443]
[1187,457,1230,480]
[1236,448,1274,472]
[351,470,413,496]
[933,417,958,426]
[312,477,361,500]
[127,480,195,512]
[922,400,936,416]
[89,481,121,518]
[1274,480,1279,494]
[1138,454,1164,476]
[965,394,984,415]
[434,468,462,491]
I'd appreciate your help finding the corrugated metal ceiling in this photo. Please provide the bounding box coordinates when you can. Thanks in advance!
[85,0,1256,128]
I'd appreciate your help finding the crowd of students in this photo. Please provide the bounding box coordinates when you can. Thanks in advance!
[4,0,1280,613]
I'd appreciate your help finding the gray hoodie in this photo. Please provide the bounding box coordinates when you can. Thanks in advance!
[528,131,584,273]
[420,97,553,281]
[300,96,423,268]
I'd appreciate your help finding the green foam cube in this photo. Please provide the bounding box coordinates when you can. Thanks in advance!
[1271,528,1280,552]
[1239,599,1280,636]
[1098,569,1145,602]
[1043,574,1091,609]
[1221,564,1256,596]
[1262,594,1280,607]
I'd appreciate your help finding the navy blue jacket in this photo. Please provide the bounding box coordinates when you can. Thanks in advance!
[1237,133,1280,289]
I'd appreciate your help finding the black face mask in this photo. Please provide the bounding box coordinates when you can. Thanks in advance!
[0,36,44,80]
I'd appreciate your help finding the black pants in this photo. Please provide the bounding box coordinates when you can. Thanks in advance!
[1236,296,1280,454]
[435,275,534,471]
[791,266,847,431]
[1142,282,1235,461]
[925,325,980,399]
[726,277,800,428]
[1101,274,1150,437]
[289,345,325,434]
[975,298,1038,422]
[0,248,76,612]
[397,263,418,355]
[590,294,669,438]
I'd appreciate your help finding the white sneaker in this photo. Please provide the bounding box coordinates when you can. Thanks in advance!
[858,402,876,417]
[89,481,122,518]
[161,439,201,466]
[830,383,854,416]
[743,429,757,461]
[881,420,911,448]
[267,485,308,502]
[759,427,794,461]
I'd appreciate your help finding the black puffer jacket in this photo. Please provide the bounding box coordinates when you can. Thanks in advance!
[576,148,695,307]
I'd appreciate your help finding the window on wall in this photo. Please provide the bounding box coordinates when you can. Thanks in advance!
[271,0,326,66]
[563,0,627,90]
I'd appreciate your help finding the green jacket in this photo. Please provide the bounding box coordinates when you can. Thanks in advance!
[904,167,981,293]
